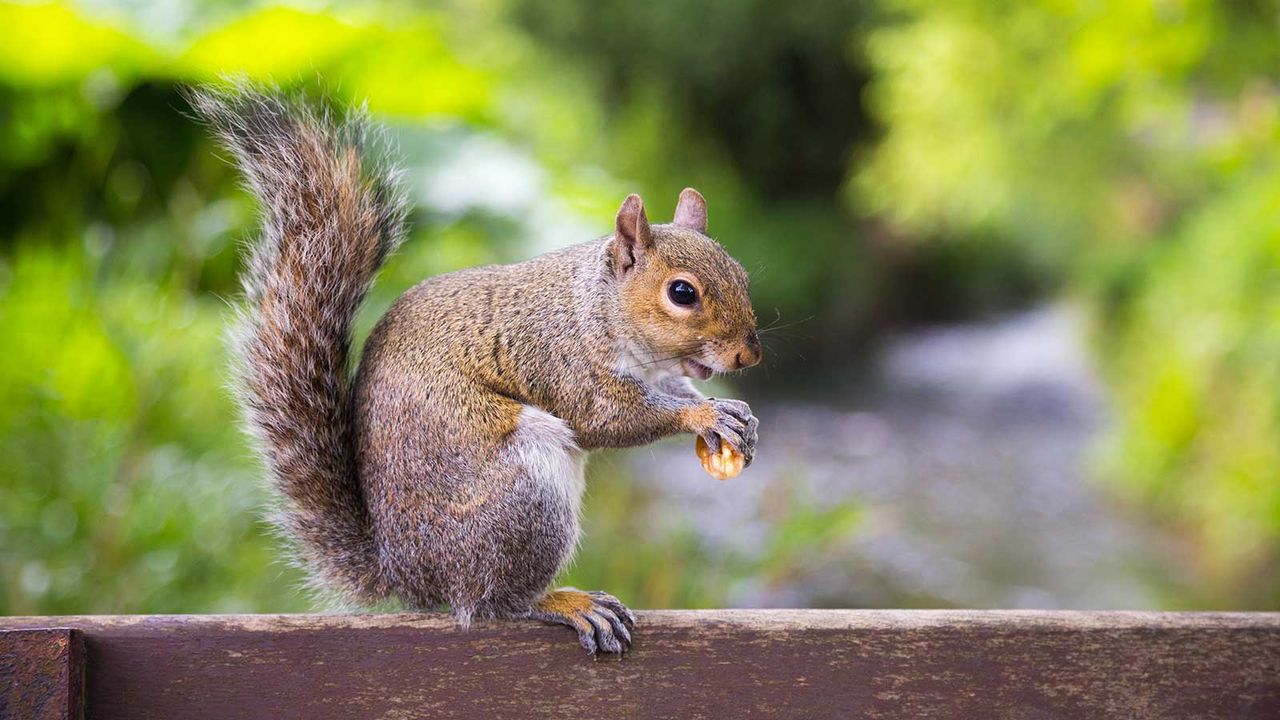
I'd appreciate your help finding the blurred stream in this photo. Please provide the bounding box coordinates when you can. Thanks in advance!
[628,304,1173,609]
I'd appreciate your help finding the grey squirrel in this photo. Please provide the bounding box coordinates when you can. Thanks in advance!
[190,85,762,655]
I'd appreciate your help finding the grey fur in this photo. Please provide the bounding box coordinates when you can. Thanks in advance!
[193,85,760,654]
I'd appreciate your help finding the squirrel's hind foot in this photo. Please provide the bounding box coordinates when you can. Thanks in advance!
[530,588,636,657]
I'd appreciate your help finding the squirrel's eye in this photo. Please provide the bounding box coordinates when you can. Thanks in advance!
[668,279,698,306]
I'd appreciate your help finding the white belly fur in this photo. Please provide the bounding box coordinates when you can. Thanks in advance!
[511,405,587,532]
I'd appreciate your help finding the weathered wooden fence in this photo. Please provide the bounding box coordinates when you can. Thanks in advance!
[3,610,1279,719]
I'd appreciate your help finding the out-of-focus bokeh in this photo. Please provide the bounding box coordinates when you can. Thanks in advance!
[2,0,1278,614]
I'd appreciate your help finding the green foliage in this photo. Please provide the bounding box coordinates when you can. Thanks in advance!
[2,0,1278,613]
[0,244,307,613]
[857,0,1280,605]
[1,0,864,614]
[1102,162,1280,606]
[0,1,505,614]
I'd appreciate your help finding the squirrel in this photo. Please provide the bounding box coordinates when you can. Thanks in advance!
[190,85,762,655]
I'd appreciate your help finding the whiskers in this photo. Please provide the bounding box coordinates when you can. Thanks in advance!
[620,346,703,374]
[756,309,814,337]
[754,309,814,373]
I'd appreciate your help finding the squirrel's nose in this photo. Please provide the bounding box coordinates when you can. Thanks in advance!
[734,331,763,369]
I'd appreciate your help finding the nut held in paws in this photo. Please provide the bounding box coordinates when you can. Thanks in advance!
[696,435,745,480]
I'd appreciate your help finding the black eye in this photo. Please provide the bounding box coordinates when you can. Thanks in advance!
[668,279,698,306]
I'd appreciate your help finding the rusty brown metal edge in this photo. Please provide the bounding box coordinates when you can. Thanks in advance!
[0,627,84,720]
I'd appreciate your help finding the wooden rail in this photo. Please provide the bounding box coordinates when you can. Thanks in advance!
[3,611,1279,719]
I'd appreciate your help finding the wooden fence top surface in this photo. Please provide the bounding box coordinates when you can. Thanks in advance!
[4,607,1280,631]
[3,610,1280,719]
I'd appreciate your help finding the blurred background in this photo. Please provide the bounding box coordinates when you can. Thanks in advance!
[2,0,1278,615]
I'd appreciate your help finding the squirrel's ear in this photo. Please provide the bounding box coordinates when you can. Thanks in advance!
[613,193,652,276]
[672,187,708,235]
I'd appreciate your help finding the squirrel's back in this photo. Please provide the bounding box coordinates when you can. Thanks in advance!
[356,239,612,412]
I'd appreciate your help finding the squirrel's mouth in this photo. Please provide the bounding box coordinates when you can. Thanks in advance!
[682,358,715,381]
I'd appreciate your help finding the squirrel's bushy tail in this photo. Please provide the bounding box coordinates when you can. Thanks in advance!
[190,84,406,602]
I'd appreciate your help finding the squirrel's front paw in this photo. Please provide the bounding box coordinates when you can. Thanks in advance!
[690,398,759,466]
[531,588,636,657]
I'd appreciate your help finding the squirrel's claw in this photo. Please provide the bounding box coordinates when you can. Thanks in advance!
[703,398,759,466]
[531,588,637,657]
[743,413,760,466]
[588,590,637,630]
[596,607,632,646]
[584,611,625,655]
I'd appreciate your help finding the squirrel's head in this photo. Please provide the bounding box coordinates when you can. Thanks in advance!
[610,189,761,380]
